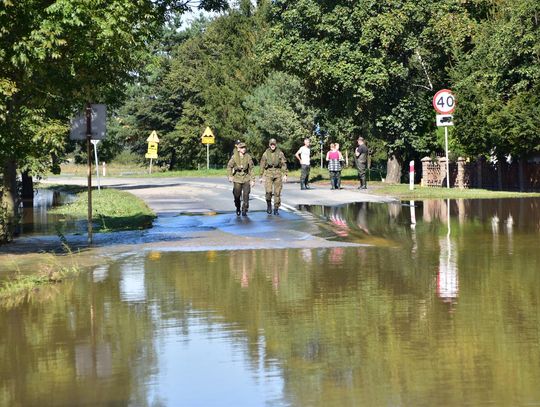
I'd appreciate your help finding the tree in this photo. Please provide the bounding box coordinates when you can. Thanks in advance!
[0,0,227,242]
[244,71,317,158]
[261,0,485,182]
[160,6,266,169]
[451,0,540,161]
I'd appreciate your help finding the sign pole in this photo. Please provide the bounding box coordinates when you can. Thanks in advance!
[207,143,210,170]
[149,158,153,174]
[86,105,93,244]
[409,160,415,190]
[91,140,101,192]
[445,126,450,188]
[433,89,455,190]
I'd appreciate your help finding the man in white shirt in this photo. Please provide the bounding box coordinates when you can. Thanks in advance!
[295,138,311,190]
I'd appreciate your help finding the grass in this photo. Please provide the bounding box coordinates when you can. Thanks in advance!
[54,163,231,177]
[48,187,156,232]
[0,253,81,308]
[361,183,540,200]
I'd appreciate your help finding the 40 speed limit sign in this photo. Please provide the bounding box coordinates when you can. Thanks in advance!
[433,89,456,114]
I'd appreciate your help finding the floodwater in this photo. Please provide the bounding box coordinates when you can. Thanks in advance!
[19,189,79,235]
[2,198,540,406]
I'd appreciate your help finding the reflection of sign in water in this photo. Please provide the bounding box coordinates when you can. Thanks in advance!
[437,236,459,302]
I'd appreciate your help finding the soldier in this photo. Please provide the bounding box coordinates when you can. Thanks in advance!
[259,138,287,215]
[227,142,255,216]
[354,137,369,189]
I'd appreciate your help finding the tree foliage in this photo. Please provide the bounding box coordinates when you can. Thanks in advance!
[0,0,227,242]
[452,0,540,159]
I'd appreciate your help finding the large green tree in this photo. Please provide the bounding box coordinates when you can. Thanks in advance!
[161,4,266,169]
[261,0,489,181]
[0,0,227,242]
[451,0,540,161]
[244,71,317,158]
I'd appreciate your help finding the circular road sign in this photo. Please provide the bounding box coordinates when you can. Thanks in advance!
[433,89,456,114]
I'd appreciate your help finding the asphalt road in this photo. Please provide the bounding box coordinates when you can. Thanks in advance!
[43,176,396,216]
[0,176,398,260]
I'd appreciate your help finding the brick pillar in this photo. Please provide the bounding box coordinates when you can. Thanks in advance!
[457,157,466,189]
[421,157,431,187]
[438,157,448,187]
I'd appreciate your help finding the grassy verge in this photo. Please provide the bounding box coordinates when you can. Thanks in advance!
[48,187,156,232]
[363,183,540,200]
[0,254,81,308]
[55,163,230,177]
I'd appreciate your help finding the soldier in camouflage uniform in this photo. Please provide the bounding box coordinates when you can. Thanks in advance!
[227,142,255,216]
[259,138,287,215]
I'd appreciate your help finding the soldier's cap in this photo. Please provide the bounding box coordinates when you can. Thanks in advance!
[269,138,277,145]
[237,142,246,148]
[234,139,241,145]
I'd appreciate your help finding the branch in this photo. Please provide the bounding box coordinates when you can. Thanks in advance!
[415,49,433,91]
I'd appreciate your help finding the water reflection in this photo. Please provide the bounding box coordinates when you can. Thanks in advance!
[19,189,78,235]
[2,199,540,405]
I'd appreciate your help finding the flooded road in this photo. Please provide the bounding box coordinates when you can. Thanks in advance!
[1,198,540,406]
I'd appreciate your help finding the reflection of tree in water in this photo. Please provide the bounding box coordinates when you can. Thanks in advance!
[0,258,157,406]
[152,245,540,406]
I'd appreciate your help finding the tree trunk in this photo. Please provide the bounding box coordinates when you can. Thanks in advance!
[22,171,34,207]
[497,160,503,190]
[518,158,525,192]
[1,159,18,243]
[385,153,402,184]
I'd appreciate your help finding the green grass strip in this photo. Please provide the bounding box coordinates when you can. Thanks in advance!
[369,183,540,200]
[49,188,156,232]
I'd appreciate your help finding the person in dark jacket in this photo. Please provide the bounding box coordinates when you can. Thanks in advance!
[354,137,369,189]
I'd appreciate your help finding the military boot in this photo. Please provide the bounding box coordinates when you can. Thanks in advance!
[235,201,241,216]
[266,200,272,214]
[360,176,367,189]
[273,206,279,215]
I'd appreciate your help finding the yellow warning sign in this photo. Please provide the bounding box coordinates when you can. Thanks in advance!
[145,152,157,159]
[147,130,160,143]
[147,141,158,154]
[201,126,215,145]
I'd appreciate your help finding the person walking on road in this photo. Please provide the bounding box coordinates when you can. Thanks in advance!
[295,138,311,190]
[227,142,255,216]
[354,137,369,189]
[326,143,344,190]
[260,138,287,215]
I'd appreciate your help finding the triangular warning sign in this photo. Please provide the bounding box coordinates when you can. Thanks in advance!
[147,130,160,143]
[202,127,214,137]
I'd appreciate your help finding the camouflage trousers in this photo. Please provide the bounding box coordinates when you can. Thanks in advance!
[264,172,283,208]
[233,182,251,210]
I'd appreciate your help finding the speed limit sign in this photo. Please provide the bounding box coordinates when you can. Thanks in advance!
[433,89,456,114]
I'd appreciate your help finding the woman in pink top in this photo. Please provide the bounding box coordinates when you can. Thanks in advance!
[326,143,344,189]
